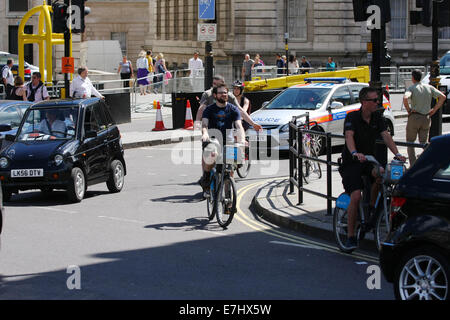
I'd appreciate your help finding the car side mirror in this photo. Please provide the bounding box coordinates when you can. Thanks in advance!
[262,101,270,108]
[329,101,344,110]
[84,130,97,139]
[0,124,12,132]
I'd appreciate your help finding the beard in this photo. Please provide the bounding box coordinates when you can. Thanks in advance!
[216,96,228,104]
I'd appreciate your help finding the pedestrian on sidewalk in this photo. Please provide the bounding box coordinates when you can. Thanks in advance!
[146,50,155,93]
[241,54,254,82]
[26,72,50,102]
[252,55,264,74]
[7,76,27,101]
[136,50,149,95]
[70,67,104,100]
[118,56,133,88]
[326,57,336,71]
[1,59,14,99]
[154,53,168,94]
[188,51,204,92]
[299,56,311,74]
[288,55,299,75]
[276,53,286,76]
[403,69,446,167]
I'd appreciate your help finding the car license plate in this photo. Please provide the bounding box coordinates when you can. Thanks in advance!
[11,169,44,178]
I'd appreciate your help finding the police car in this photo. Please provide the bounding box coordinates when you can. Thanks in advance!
[247,78,395,153]
[421,50,450,114]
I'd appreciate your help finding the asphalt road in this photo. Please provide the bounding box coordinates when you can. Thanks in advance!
[0,138,397,300]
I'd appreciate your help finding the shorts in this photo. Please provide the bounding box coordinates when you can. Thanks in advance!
[202,140,222,165]
[339,162,375,194]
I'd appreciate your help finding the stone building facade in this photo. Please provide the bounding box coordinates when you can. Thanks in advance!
[1,0,449,81]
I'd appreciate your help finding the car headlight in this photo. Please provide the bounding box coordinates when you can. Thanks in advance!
[0,157,8,169]
[54,154,64,166]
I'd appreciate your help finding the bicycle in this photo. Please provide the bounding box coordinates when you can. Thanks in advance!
[333,155,406,253]
[302,128,322,184]
[204,140,238,229]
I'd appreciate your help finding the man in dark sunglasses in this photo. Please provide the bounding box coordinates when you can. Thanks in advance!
[338,87,406,250]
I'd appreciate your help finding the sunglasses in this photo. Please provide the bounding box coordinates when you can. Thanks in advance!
[217,91,228,95]
[364,98,380,102]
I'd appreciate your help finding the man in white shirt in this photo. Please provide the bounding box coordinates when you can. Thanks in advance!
[2,59,14,98]
[26,72,50,102]
[70,67,105,99]
[39,109,67,138]
[188,51,204,92]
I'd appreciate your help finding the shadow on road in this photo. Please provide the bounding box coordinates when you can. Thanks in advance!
[151,192,204,204]
[3,190,110,207]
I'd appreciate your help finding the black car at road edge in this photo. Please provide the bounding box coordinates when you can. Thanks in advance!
[380,134,450,300]
[0,98,126,203]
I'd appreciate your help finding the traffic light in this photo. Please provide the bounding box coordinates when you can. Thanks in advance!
[71,0,91,34]
[352,0,391,24]
[410,0,432,27]
[52,2,69,33]
[437,0,450,27]
[382,41,391,66]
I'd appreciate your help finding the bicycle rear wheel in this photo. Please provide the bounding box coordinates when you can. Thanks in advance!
[216,176,237,229]
[302,160,311,184]
[333,206,363,254]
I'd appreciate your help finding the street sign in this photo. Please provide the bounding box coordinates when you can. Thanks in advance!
[62,57,75,74]
[198,23,216,42]
[199,0,215,20]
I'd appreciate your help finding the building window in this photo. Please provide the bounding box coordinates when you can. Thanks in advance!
[111,32,127,56]
[9,0,28,12]
[390,0,407,39]
[288,0,307,40]
[439,27,450,39]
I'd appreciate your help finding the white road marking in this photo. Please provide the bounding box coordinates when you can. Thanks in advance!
[270,240,324,250]
[197,230,225,236]
[97,216,145,224]
[36,207,77,214]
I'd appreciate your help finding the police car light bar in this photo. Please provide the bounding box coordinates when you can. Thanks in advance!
[304,77,347,83]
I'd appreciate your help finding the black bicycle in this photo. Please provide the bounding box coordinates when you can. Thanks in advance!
[236,137,251,178]
[333,155,406,253]
[204,143,238,229]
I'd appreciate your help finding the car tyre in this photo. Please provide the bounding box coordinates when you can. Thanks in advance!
[106,160,125,193]
[67,167,86,203]
[394,246,449,300]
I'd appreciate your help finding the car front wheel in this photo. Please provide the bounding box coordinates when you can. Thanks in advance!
[67,167,86,202]
[394,246,449,300]
[106,160,125,193]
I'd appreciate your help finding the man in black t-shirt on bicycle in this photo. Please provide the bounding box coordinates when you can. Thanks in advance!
[340,87,406,250]
[199,84,246,191]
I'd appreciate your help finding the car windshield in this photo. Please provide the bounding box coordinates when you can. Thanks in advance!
[263,88,330,110]
[17,106,79,141]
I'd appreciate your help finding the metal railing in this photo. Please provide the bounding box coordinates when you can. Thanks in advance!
[288,116,428,216]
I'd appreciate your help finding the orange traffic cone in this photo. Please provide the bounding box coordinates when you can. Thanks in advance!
[184,100,194,130]
[152,101,166,131]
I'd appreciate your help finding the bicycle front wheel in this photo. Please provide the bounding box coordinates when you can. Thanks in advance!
[333,206,363,254]
[236,147,251,178]
[216,176,237,229]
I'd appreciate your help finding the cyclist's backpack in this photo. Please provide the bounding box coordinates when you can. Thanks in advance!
[27,81,44,102]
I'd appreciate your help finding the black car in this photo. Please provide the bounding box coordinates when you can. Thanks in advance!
[0,98,126,202]
[380,134,450,300]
